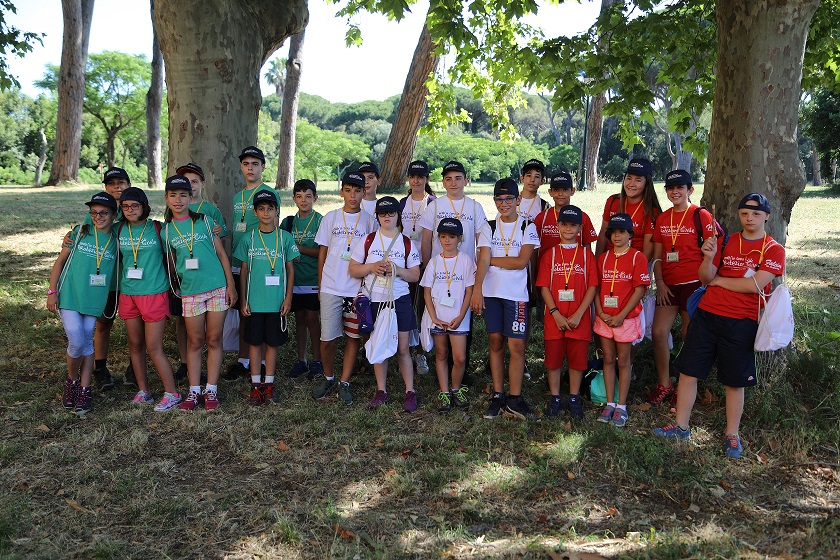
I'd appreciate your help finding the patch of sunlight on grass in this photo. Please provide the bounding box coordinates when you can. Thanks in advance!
[464,462,528,493]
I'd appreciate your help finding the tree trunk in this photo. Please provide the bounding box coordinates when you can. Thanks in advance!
[584,91,606,190]
[537,92,562,146]
[379,22,439,193]
[34,128,48,186]
[153,0,307,224]
[811,142,822,186]
[564,109,575,145]
[47,0,94,185]
[146,0,164,189]
[675,133,692,172]
[703,0,819,247]
[275,29,305,190]
[105,129,116,169]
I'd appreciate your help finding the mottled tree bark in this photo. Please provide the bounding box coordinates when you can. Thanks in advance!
[146,0,164,189]
[275,30,305,191]
[47,0,94,185]
[811,142,822,186]
[34,128,48,186]
[703,0,819,246]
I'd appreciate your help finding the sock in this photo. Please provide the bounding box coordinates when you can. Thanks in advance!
[265,375,275,383]
[190,385,201,394]
[325,376,334,381]
[339,381,349,387]
[251,375,261,383]
[607,402,616,408]
[238,358,250,368]
[95,359,106,370]
[205,384,218,393]
[616,404,627,412]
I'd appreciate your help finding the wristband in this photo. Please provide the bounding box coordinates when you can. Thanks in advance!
[47,289,58,295]
[548,307,559,315]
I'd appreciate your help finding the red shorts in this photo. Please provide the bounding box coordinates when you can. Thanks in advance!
[118,291,170,322]
[544,337,589,371]
[655,280,701,311]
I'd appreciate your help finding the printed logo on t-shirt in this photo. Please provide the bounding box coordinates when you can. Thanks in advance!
[764,259,783,272]
[602,269,649,283]
[552,262,586,275]
[433,270,466,283]
[76,238,117,261]
[168,231,212,250]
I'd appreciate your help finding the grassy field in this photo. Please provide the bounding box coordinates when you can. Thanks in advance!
[0,181,837,559]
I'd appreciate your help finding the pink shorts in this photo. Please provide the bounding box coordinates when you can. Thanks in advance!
[544,337,589,371]
[594,314,643,343]
[182,286,228,318]
[119,292,170,322]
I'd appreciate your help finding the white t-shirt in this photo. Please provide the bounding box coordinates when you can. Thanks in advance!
[351,231,421,302]
[314,209,377,297]
[517,195,548,221]
[419,195,488,261]
[401,194,433,252]
[420,252,476,331]
[360,198,378,216]
[477,217,540,301]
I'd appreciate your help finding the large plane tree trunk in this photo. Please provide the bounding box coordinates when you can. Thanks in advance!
[146,0,164,189]
[378,22,439,193]
[703,0,819,247]
[47,0,94,185]
[275,29,305,191]
[153,0,307,222]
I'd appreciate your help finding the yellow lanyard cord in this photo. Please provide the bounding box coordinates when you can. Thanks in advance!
[240,187,261,222]
[448,196,466,220]
[342,211,363,251]
[608,247,630,297]
[258,229,279,274]
[738,233,768,270]
[408,195,427,231]
[520,196,538,219]
[497,218,518,256]
[171,218,195,258]
[196,201,204,213]
[127,220,148,269]
[560,244,579,290]
[93,228,113,275]
[669,207,690,251]
[294,211,316,244]
[441,253,460,298]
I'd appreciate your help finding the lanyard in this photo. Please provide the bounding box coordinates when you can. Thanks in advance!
[669,206,690,251]
[342,211,363,251]
[738,233,768,270]
[441,253,460,297]
[608,247,630,297]
[294,211,316,244]
[258,229,279,274]
[378,231,401,261]
[171,218,195,258]
[408,195,427,231]
[196,201,204,213]
[497,218,518,256]
[519,195,539,219]
[127,220,149,269]
[559,243,579,290]
[448,196,466,220]
[93,228,113,275]
[240,187,261,222]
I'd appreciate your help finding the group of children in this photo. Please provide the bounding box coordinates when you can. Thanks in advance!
[49,151,785,458]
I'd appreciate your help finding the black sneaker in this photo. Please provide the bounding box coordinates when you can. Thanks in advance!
[437,391,452,414]
[123,363,137,388]
[451,386,470,410]
[544,396,563,418]
[174,363,188,382]
[74,386,93,415]
[93,366,115,391]
[287,360,309,379]
[504,396,535,420]
[483,392,506,419]
[567,395,584,420]
[222,362,249,381]
[309,361,324,380]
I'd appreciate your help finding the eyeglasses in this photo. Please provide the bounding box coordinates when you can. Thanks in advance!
[493,196,517,205]
[120,203,142,211]
[89,210,113,218]
[377,211,398,217]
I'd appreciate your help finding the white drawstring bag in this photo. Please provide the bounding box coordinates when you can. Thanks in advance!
[419,308,434,352]
[365,262,399,364]
[755,282,794,352]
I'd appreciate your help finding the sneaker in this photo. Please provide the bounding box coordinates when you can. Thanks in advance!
[62,376,79,409]
[222,362,249,381]
[287,360,309,379]
[249,384,265,406]
[669,389,678,413]
[203,388,220,411]
[725,434,743,459]
[263,383,277,404]
[652,423,691,439]
[174,363,188,382]
[154,392,182,412]
[311,375,337,400]
[597,405,615,423]
[132,390,154,405]
[74,386,92,414]
[611,407,629,428]
[567,395,584,420]
[437,391,452,414]
[124,363,137,388]
[337,382,353,405]
[504,396,535,420]
[483,392,506,419]
[646,382,676,406]
[544,396,563,418]
[178,390,202,411]
[93,366,116,391]
[403,390,418,413]
[523,362,531,381]
[308,361,324,380]
[369,389,388,409]
[414,354,429,376]
[451,386,470,410]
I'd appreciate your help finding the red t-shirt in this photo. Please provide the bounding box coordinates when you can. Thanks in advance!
[700,233,785,321]
[597,247,650,318]
[536,244,597,341]
[534,207,598,259]
[602,195,657,252]
[652,205,715,285]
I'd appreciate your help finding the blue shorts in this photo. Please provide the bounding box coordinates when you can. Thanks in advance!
[372,294,417,333]
[674,308,758,388]
[484,297,528,339]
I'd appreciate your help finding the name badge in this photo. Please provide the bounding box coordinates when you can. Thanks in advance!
[409,231,420,241]
[185,258,199,270]
[89,274,107,287]
[557,289,575,302]
[440,295,456,308]
[231,266,242,275]
[235,222,247,232]
[126,268,144,280]
[743,268,756,279]
[340,250,352,261]
[265,275,280,286]
[666,251,679,263]
[603,296,619,308]
[375,276,389,287]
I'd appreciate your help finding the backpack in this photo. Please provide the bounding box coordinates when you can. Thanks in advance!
[362,231,413,268]
[399,194,435,213]
[487,218,530,237]
[692,205,728,248]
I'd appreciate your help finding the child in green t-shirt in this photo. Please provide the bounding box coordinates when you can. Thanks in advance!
[235,190,299,405]
[280,179,324,380]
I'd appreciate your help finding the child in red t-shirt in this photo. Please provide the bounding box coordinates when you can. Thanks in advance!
[594,213,650,427]
[534,171,598,258]
[536,205,598,420]
[648,169,716,405]
[654,193,785,459]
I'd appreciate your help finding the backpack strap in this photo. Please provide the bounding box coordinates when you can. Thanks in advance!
[280,216,294,233]
[363,232,376,263]
[403,235,412,268]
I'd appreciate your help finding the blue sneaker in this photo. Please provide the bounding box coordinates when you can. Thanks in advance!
[308,361,324,380]
[653,423,691,439]
[597,405,614,423]
[567,395,584,420]
[287,360,309,379]
[725,434,743,459]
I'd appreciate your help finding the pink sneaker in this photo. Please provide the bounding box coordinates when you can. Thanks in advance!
[203,388,220,411]
[154,392,182,412]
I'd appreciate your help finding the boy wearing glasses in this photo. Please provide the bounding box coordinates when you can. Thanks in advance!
[473,178,540,420]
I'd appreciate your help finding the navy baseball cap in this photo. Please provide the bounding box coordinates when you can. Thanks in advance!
[341,171,365,189]
[253,189,278,207]
[103,167,130,183]
[625,158,652,177]
[293,179,317,194]
[549,171,573,190]
[164,174,192,192]
[176,162,205,180]
[522,159,545,175]
[437,218,463,236]
[86,191,118,211]
[557,205,583,225]
[375,196,400,214]
[119,187,148,205]
[239,145,265,163]
[738,193,771,213]
[664,169,692,188]
[607,213,634,231]
[358,162,380,177]
[494,178,519,198]
[407,160,430,177]
[442,161,466,176]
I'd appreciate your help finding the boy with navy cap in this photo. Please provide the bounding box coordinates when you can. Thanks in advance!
[535,171,598,257]
[518,159,549,222]
[358,161,380,216]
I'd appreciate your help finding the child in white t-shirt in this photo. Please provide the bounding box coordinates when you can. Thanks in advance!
[358,161,380,216]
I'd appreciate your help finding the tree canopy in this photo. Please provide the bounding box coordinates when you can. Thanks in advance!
[0,1,44,90]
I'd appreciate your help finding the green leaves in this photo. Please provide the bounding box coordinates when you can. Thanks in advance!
[0,1,44,91]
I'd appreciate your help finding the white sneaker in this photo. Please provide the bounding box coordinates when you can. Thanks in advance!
[154,392,182,412]
[414,354,429,375]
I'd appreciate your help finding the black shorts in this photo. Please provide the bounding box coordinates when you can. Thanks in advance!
[372,294,418,332]
[243,312,289,347]
[291,292,319,312]
[97,291,118,323]
[674,308,758,388]
[231,272,242,310]
[169,291,183,317]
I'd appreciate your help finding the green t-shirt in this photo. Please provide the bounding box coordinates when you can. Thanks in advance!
[162,215,226,297]
[280,211,323,290]
[233,228,300,313]
[59,225,118,316]
[190,200,228,238]
[231,183,277,266]
[117,220,170,296]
